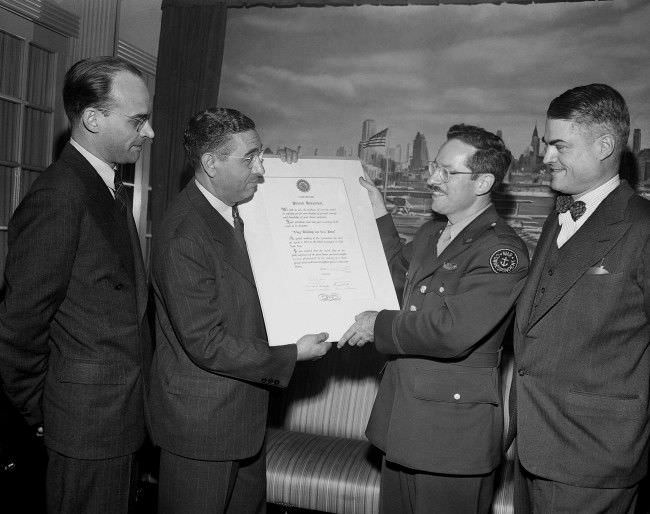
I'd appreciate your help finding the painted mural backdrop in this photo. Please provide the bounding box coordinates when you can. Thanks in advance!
[219,0,650,251]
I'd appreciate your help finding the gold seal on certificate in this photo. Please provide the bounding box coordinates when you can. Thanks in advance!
[239,157,399,345]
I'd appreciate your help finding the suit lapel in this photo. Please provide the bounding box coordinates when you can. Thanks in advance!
[62,144,135,277]
[524,184,633,331]
[125,209,148,321]
[186,182,256,286]
[516,214,560,331]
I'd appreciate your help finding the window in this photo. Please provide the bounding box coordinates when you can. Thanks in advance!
[0,11,69,275]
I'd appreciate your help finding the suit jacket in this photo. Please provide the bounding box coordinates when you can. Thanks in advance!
[515,181,650,488]
[148,181,297,461]
[0,143,151,460]
[366,206,529,475]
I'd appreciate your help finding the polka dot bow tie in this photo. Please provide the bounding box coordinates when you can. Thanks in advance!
[555,195,586,221]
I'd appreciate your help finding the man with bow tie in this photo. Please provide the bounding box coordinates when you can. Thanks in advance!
[339,124,529,514]
[512,84,650,512]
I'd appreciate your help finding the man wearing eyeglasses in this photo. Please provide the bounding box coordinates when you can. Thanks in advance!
[0,56,153,512]
[339,124,529,514]
[148,107,331,514]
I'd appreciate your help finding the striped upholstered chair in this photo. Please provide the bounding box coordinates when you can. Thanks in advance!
[266,345,516,514]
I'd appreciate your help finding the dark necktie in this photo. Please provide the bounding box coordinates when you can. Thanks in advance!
[232,205,247,249]
[114,177,127,212]
[555,195,586,221]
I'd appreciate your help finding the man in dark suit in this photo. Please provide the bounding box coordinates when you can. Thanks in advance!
[0,56,153,512]
[339,125,529,514]
[148,107,331,514]
[513,84,650,512]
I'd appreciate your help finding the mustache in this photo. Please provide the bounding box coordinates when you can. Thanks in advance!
[428,185,445,194]
[542,164,562,175]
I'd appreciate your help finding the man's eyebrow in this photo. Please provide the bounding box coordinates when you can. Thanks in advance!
[244,146,263,157]
[130,113,149,122]
[542,137,565,145]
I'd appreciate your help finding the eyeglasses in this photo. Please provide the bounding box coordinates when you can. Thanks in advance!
[229,151,265,170]
[100,109,150,132]
[427,161,474,182]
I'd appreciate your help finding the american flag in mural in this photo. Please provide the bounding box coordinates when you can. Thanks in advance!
[361,128,388,148]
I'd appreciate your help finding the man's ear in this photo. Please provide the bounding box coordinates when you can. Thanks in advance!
[475,173,495,196]
[200,152,218,178]
[595,133,616,161]
[81,108,101,134]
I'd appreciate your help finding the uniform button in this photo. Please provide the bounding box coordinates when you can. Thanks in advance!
[409,305,417,312]
[438,286,445,293]
[453,393,461,400]
[540,287,545,294]
[517,368,526,376]
[405,271,409,277]
[548,269,554,276]
[114,284,123,290]
[274,380,279,385]
[419,285,427,294]
[490,222,497,227]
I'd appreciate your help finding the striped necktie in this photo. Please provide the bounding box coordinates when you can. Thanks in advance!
[232,205,247,249]
[114,177,127,212]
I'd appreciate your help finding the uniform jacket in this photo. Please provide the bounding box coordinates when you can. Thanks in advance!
[366,206,529,475]
[148,181,297,461]
[515,181,650,488]
[0,143,151,459]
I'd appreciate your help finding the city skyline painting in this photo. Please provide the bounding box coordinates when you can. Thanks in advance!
[219,0,649,162]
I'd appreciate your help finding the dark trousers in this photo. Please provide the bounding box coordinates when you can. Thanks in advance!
[515,460,639,514]
[379,458,496,514]
[158,447,266,514]
[46,448,137,514]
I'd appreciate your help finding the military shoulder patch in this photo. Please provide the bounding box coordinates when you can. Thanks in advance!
[490,248,518,273]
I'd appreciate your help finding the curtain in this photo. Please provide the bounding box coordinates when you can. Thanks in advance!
[150,0,228,233]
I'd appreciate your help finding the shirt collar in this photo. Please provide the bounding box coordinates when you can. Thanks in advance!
[69,138,117,193]
[559,174,620,226]
[194,179,235,227]
[574,174,620,207]
[446,203,492,241]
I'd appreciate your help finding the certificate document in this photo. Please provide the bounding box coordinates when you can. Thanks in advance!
[239,157,400,346]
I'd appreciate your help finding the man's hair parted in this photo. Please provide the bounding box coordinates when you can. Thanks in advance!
[547,83,630,154]
[183,107,256,169]
[63,56,143,124]
[446,124,512,187]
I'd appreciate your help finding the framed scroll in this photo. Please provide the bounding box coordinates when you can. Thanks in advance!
[239,157,399,345]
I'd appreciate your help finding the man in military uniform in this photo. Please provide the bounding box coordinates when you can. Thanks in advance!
[339,124,529,514]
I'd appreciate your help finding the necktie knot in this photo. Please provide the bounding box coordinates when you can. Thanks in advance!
[555,195,586,221]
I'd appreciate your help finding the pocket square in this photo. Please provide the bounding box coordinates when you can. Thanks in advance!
[586,265,610,275]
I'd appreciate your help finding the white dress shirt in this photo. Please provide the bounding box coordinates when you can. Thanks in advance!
[70,138,117,198]
[556,174,620,248]
[194,179,236,228]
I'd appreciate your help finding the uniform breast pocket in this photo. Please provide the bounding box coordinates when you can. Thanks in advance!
[413,368,500,405]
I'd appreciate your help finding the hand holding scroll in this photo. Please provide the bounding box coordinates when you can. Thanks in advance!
[337,311,378,348]
[276,146,300,164]
[296,332,331,361]
[359,176,388,219]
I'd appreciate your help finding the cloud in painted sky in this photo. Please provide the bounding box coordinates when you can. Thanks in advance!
[220,0,650,157]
